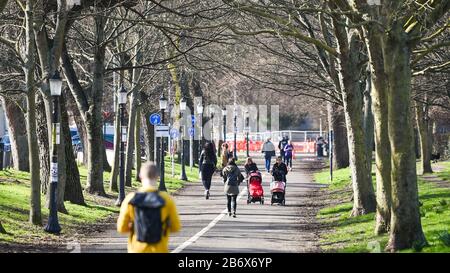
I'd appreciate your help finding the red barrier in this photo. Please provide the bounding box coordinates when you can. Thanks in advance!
[225,141,316,154]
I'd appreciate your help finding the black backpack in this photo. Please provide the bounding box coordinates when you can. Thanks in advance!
[129,192,169,244]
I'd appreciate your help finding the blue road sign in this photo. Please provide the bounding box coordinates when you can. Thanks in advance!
[170,128,180,139]
[149,113,161,125]
[191,115,196,124]
[189,127,195,137]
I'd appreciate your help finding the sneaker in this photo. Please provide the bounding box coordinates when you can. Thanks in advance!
[228,212,232,217]
[205,190,210,200]
[232,212,237,218]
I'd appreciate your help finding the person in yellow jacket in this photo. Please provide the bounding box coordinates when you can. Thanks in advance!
[117,162,181,253]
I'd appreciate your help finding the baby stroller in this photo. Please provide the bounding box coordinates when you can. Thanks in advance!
[247,171,264,204]
[270,170,286,205]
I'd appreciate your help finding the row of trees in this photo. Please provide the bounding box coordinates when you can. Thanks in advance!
[0,1,448,251]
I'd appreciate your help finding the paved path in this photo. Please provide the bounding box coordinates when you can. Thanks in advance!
[421,161,449,188]
[81,155,326,253]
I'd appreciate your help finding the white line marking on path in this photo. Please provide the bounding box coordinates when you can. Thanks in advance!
[171,188,248,253]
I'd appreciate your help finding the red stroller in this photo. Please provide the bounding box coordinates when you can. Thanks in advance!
[247,171,264,204]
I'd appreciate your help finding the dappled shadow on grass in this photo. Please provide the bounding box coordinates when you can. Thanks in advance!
[419,192,450,201]
[319,204,352,216]
[83,204,118,214]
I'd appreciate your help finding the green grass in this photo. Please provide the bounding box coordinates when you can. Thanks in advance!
[154,156,200,193]
[314,162,450,253]
[0,158,198,245]
[0,169,118,244]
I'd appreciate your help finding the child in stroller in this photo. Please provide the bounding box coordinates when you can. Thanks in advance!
[270,156,288,205]
[245,158,264,204]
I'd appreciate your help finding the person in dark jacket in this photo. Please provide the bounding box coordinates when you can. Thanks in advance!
[278,136,289,163]
[199,142,217,199]
[221,158,244,218]
[244,157,259,175]
[283,141,294,171]
[271,156,288,182]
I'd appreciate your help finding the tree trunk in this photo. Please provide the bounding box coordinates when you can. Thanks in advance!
[36,94,50,196]
[327,102,349,169]
[61,93,85,205]
[0,221,5,234]
[384,21,426,252]
[335,26,376,216]
[143,111,155,162]
[109,109,120,192]
[27,90,41,225]
[364,25,393,235]
[2,98,29,171]
[68,94,88,165]
[135,107,142,182]
[85,116,106,196]
[24,2,41,224]
[125,89,137,187]
[83,15,107,196]
[415,99,433,174]
[102,144,111,172]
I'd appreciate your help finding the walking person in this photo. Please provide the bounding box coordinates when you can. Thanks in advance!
[244,157,259,175]
[199,142,217,199]
[278,136,289,163]
[221,158,245,218]
[284,140,294,171]
[221,143,233,169]
[317,136,325,157]
[272,156,288,183]
[117,162,181,253]
[261,138,276,173]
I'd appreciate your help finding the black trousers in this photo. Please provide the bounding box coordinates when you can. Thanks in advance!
[227,195,237,213]
[201,164,215,190]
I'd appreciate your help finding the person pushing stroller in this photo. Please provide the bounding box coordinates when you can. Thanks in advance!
[271,156,288,182]
[270,156,288,205]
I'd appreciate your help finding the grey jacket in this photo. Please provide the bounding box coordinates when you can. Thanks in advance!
[222,164,244,195]
[261,141,276,157]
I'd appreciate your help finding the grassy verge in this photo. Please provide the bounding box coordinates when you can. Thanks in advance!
[314,162,450,253]
[0,158,198,246]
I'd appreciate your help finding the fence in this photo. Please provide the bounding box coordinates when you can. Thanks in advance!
[224,130,327,154]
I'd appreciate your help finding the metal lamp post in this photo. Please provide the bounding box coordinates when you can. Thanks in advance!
[45,71,62,234]
[159,93,168,191]
[179,97,188,181]
[211,113,215,144]
[233,106,237,160]
[115,85,127,206]
[222,107,227,145]
[245,110,250,158]
[197,102,203,161]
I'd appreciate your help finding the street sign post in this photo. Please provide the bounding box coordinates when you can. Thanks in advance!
[189,127,195,137]
[170,128,180,139]
[149,113,162,125]
[155,125,170,137]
